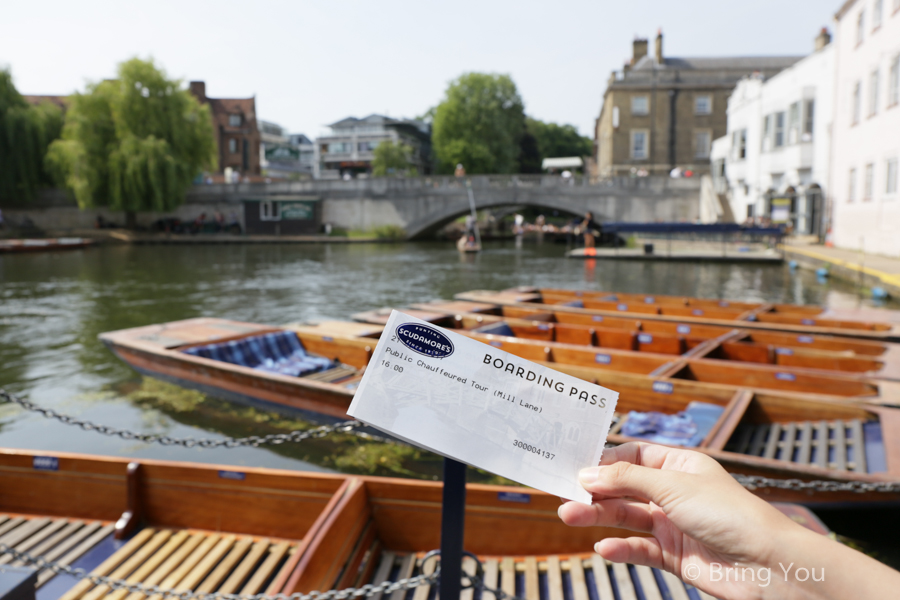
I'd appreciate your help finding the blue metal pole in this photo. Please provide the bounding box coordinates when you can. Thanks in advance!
[440,457,467,600]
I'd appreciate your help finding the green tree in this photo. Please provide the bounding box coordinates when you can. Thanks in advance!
[46,58,216,219]
[372,140,417,176]
[0,70,63,203]
[526,117,592,161]
[432,73,525,174]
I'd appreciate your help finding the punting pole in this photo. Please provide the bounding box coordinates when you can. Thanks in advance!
[465,180,482,249]
[440,457,467,600]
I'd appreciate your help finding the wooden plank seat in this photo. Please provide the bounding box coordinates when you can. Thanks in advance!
[55,526,299,600]
[726,419,877,473]
[0,515,114,588]
[357,551,714,600]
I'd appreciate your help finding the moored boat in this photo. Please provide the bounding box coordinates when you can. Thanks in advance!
[99,318,900,503]
[353,302,900,382]
[0,238,95,253]
[0,447,839,600]
[453,288,900,342]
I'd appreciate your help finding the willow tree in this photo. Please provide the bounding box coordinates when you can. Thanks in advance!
[0,70,63,203]
[47,58,216,221]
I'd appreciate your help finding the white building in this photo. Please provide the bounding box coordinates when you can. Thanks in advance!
[711,29,834,235]
[830,0,900,256]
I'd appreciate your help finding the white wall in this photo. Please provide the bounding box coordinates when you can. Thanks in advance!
[719,44,833,233]
[831,0,900,256]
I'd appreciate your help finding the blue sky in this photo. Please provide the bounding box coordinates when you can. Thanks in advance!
[2,0,837,138]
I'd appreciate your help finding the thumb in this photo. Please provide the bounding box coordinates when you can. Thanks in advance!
[579,462,686,505]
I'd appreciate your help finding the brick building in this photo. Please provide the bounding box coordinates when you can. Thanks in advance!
[189,81,261,178]
[595,32,802,177]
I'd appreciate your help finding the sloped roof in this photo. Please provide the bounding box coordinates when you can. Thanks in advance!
[632,55,803,72]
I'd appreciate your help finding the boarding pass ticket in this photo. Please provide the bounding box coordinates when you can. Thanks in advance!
[347,310,619,504]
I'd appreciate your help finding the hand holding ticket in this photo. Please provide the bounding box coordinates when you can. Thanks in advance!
[347,311,619,504]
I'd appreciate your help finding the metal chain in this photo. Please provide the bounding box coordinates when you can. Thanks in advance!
[4,390,900,495]
[0,389,368,448]
[0,542,437,600]
[731,473,900,494]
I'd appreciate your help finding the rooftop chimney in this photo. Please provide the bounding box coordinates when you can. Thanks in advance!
[632,37,648,64]
[655,29,664,64]
[189,81,206,101]
[815,27,831,51]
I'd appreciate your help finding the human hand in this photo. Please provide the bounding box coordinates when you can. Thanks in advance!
[558,442,823,600]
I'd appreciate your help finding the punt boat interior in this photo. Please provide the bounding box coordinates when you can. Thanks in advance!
[0,447,843,600]
[353,303,900,382]
[452,289,900,343]
[99,318,900,503]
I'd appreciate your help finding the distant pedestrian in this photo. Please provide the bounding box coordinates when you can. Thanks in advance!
[581,211,601,249]
[455,163,466,177]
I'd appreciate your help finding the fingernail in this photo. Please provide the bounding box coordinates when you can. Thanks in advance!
[557,505,564,519]
[579,467,600,484]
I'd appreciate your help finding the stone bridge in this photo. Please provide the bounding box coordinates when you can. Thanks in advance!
[5,176,701,239]
[189,175,701,239]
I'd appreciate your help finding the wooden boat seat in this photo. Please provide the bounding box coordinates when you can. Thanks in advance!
[0,514,114,590]
[725,419,883,473]
[362,551,715,600]
[53,525,299,600]
[301,364,359,384]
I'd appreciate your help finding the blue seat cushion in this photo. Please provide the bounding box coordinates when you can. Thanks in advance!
[182,331,333,377]
[473,322,515,337]
[621,402,725,447]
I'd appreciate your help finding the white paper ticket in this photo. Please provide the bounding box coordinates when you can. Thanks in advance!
[347,310,619,503]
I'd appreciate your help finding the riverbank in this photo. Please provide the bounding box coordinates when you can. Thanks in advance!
[784,241,900,298]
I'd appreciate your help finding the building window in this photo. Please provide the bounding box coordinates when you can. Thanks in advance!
[694,130,711,159]
[228,138,237,153]
[848,168,857,202]
[762,115,773,151]
[228,114,242,127]
[802,100,815,140]
[260,201,280,221]
[886,158,898,196]
[358,141,380,152]
[864,163,875,200]
[612,106,620,128]
[857,9,865,44]
[852,82,862,124]
[869,70,880,116]
[630,130,649,160]
[694,95,712,115]
[774,112,785,148]
[733,129,747,159]
[326,142,352,154]
[788,102,801,144]
[631,96,649,116]
[889,55,899,107]
[874,0,883,28]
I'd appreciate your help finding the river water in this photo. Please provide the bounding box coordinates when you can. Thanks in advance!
[2,241,899,529]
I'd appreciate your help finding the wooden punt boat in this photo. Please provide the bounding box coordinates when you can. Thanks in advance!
[100,317,900,503]
[353,302,900,382]
[0,447,838,600]
[453,288,900,342]
[0,238,95,253]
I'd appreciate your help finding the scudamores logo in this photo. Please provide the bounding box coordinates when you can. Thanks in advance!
[396,323,454,358]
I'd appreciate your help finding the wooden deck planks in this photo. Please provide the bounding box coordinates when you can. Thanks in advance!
[239,540,290,596]
[196,538,254,594]
[36,523,114,587]
[568,558,590,600]
[523,557,539,600]
[500,557,516,599]
[589,556,615,600]
[833,420,847,471]
[58,528,156,600]
[411,556,439,600]
[610,562,638,600]
[460,556,479,600]
[80,530,174,600]
[389,554,417,600]
[216,538,268,595]
[815,421,829,469]
[481,559,499,600]
[104,531,189,600]
[634,565,664,600]
[545,556,564,600]
[660,570,692,600]
[0,519,65,565]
